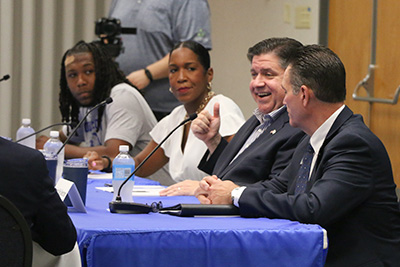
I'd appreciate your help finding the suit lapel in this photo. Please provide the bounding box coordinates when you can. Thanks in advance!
[214,116,260,176]
[218,110,290,178]
[323,106,353,143]
[308,106,353,184]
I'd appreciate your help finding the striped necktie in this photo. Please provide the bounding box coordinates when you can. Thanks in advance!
[294,143,314,194]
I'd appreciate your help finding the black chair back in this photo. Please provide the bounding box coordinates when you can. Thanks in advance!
[0,194,33,267]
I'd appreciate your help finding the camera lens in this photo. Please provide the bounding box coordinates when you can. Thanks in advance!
[95,18,121,37]
[103,22,119,36]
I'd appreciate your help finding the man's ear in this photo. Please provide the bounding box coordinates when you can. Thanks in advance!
[300,85,313,107]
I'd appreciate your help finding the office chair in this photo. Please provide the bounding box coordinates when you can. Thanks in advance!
[0,194,33,267]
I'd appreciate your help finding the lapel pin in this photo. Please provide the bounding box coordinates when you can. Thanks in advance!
[270,129,276,135]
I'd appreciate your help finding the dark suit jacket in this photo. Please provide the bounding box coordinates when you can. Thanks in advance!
[198,108,305,185]
[0,138,77,256]
[240,106,400,266]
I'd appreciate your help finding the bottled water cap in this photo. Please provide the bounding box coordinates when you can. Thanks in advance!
[49,131,59,138]
[119,145,129,152]
[21,118,31,125]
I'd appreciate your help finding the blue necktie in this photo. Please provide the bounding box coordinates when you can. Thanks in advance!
[295,144,314,194]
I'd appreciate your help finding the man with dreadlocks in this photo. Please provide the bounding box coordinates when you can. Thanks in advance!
[37,40,172,184]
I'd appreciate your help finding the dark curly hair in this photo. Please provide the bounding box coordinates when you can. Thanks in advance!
[59,40,134,131]
[247,37,303,70]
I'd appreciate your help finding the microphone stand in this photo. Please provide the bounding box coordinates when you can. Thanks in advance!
[109,113,198,214]
[56,97,113,155]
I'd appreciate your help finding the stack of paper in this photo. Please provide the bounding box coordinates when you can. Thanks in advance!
[95,185,165,196]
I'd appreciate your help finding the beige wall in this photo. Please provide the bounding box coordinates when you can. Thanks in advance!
[0,0,110,138]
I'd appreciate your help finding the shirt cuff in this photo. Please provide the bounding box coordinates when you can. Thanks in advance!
[231,186,246,207]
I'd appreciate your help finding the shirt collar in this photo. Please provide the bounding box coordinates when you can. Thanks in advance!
[253,105,286,124]
[310,104,345,156]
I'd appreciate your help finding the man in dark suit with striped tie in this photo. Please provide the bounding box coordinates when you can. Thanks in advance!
[195,44,400,266]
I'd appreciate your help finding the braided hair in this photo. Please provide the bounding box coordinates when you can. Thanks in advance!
[59,40,133,131]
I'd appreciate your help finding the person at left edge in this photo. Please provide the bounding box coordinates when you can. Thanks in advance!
[36,40,171,185]
[0,137,76,256]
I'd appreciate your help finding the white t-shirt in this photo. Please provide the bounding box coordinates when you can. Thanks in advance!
[63,83,156,156]
[150,94,245,182]
[62,83,173,184]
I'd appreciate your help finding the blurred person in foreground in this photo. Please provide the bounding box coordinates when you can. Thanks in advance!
[0,137,76,256]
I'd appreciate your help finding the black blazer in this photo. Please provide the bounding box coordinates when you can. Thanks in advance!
[240,106,400,266]
[0,138,77,256]
[198,108,305,185]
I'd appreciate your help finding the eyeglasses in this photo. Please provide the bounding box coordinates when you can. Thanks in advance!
[150,201,163,212]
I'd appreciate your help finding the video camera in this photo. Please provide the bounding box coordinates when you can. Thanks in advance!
[94,17,136,58]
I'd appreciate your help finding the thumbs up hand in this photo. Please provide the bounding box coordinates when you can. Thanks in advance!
[191,102,222,153]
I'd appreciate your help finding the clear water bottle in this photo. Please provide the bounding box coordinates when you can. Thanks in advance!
[43,131,64,184]
[16,118,36,149]
[112,145,135,202]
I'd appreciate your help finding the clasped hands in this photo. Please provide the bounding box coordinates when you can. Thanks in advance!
[195,175,239,204]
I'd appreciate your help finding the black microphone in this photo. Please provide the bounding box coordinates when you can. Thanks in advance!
[109,113,198,214]
[0,74,10,82]
[56,97,113,155]
[14,122,71,143]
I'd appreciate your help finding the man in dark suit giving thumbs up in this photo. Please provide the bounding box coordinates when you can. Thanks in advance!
[191,37,305,185]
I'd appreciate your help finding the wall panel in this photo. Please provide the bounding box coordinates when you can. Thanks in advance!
[0,0,110,139]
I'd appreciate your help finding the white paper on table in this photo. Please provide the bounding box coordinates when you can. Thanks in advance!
[88,172,112,179]
[95,185,165,196]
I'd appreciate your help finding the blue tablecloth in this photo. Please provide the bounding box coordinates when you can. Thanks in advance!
[69,178,328,267]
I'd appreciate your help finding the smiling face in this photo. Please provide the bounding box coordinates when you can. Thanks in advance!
[168,47,213,113]
[249,53,286,114]
[64,52,96,106]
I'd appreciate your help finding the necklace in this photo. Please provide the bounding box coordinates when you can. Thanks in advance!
[185,91,215,119]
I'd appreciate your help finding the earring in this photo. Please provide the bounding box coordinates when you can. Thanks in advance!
[206,82,212,91]
[169,87,173,93]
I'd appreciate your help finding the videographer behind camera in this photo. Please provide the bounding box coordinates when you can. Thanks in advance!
[108,0,212,121]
